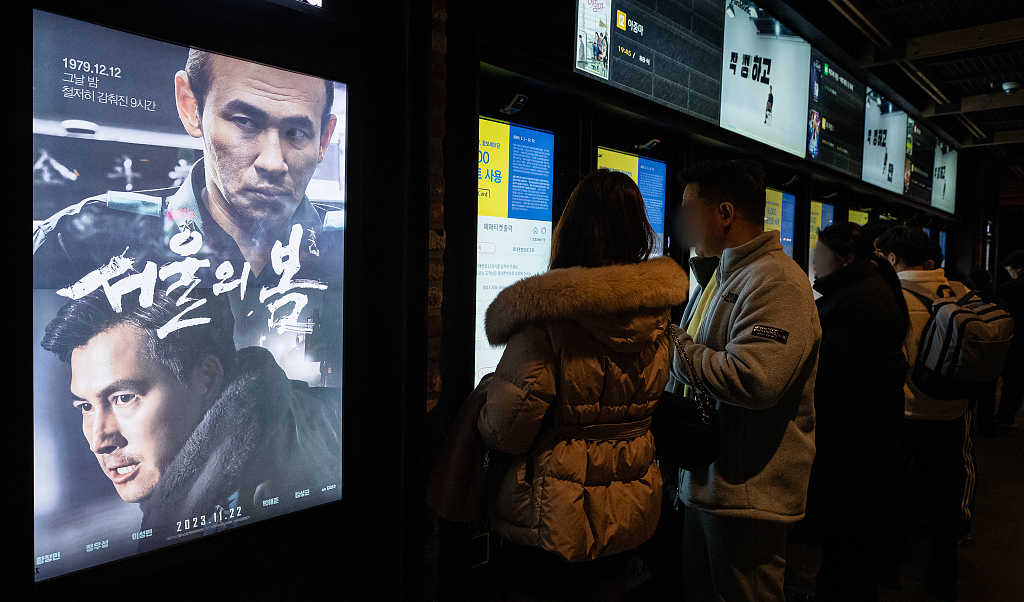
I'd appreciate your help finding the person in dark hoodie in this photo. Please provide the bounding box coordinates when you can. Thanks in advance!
[804,222,909,601]
[40,287,341,553]
[478,169,688,602]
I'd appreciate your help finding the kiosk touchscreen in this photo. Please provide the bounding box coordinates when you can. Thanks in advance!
[476,117,556,385]
[808,201,835,296]
[596,146,668,256]
[849,209,870,225]
[765,187,796,257]
[32,10,346,581]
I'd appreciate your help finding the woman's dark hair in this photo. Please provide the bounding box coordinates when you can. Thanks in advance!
[549,169,655,270]
[817,222,876,263]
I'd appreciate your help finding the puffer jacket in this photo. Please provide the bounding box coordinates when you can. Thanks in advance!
[478,256,689,562]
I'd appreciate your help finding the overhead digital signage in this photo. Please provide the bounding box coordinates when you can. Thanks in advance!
[905,117,937,203]
[573,0,725,124]
[931,139,957,214]
[719,1,811,158]
[807,48,865,177]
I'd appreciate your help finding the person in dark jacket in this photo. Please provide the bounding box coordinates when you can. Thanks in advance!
[40,287,342,554]
[995,250,1024,428]
[805,222,909,602]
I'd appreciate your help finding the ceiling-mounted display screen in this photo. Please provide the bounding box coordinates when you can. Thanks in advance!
[861,87,907,194]
[719,1,811,158]
[931,140,957,214]
[596,146,667,256]
[573,0,725,124]
[764,187,796,257]
[807,48,865,177]
[905,117,937,203]
[476,117,555,386]
[32,10,346,581]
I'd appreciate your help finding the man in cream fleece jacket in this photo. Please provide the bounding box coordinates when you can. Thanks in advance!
[668,160,820,602]
[878,226,969,602]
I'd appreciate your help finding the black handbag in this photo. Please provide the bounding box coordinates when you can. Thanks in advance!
[651,324,720,470]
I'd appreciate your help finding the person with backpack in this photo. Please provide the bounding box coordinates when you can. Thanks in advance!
[877,226,1013,602]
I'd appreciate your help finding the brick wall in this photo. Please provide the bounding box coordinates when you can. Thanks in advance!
[424,0,447,599]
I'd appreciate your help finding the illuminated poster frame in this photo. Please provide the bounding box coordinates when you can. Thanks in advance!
[32,10,346,580]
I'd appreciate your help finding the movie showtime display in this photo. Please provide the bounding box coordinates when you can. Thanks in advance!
[32,10,345,580]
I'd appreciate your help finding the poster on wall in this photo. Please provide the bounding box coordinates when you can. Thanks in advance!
[476,117,555,385]
[596,146,667,256]
[861,87,907,194]
[931,140,957,214]
[572,0,726,124]
[32,10,346,580]
[719,1,811,158]
[905,117,936,203]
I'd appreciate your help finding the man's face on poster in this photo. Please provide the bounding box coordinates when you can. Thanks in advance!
[179,54,337,231]
[70,325,208,503]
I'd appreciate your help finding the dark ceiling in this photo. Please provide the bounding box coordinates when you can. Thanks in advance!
[782,0,1024,177]
[480,0,1024,179]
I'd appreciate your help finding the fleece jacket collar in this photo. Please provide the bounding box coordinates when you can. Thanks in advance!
[719,231,784,282]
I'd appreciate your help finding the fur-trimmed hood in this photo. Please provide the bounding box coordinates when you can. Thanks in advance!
[485,256,688,349]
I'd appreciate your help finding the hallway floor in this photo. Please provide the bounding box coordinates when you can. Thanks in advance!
[783,419,1024,602]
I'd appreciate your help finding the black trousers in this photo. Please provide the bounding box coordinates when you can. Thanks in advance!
[995,360,1024,422]
[899,414,970,584]
[808,432,899,602]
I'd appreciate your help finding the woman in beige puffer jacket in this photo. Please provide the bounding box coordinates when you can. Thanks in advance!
[478,169,689,601]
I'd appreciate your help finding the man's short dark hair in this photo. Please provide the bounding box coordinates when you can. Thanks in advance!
[679,160,767,224]
[41,288,237,385]
[877,226,931,268]
[185,49,335,135]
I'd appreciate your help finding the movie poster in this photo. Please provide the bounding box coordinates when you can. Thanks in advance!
[33,10,345,581]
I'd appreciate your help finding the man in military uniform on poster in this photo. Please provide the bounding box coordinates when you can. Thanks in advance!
[34,49,344,359]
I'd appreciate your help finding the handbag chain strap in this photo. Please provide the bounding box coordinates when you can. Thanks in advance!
[667,324,716,424]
